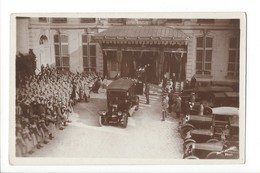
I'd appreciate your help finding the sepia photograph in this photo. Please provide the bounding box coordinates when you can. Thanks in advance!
[10,13,245,165]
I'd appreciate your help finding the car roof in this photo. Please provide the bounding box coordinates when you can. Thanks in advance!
[106,78,135,91]
[224,92,239,97]
[194,142,223,151]
[197,86,233,92]
[212,107,239,116]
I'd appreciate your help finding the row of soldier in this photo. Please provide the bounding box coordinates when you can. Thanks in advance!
[15,65,99,157]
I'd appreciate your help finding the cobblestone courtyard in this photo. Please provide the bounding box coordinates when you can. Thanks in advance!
[30,89,183,159]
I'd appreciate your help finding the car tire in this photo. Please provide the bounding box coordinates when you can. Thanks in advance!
[206,152,225,159]
[206,138,220,143]
[99,116,107,127]
[135,96,139,111]
[203,106,213,115]
[180,126,194,139]
[122,114,128,128]
[184,155,200,159]
[183,138,196,151]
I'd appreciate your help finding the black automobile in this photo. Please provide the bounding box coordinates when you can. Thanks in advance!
[179,86,234,104]
[183,141,239,159]
[99,78,139,128]
[178,105,213,139]
[212,92,239,108]
[179,106,238,139]
[183,107,239,151]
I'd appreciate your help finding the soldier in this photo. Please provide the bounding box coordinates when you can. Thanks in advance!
[53,101,64,130]
[16,123,27,157]
[37,113,49,144]
[162,73,168,90]
[168,90,174,113]
[144,83,150,104]
[161,93,169,121]
[28,115,43,149]
[20,117,34,154]
[190,75,197,89]
[171,73,176,91]
[174,96,182,120]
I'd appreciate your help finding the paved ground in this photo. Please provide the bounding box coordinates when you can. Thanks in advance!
[30,87,183,159]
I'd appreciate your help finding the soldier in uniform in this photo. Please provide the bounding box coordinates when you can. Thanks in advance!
[20,117,34,154]
[28,115,43,149]
[37,113,49,144]
[16,123,27,157]
[174,96,182,120]
[144,83,150,104]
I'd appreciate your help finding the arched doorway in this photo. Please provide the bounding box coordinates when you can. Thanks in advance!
[39,34,51,69]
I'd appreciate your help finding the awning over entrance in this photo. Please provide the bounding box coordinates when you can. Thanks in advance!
[93,26,190,45]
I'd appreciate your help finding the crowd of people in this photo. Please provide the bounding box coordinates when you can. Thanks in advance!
[15,64,101,157]
[160,73,197,122]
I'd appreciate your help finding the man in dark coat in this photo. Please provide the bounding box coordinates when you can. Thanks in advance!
[190,75,197,89]
[168,90,174,113]
[162,74,168,90]
[144,83,150,104]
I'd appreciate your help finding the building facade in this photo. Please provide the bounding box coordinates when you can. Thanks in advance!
[16,17,240,84]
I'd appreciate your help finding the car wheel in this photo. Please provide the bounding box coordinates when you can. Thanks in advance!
[99,116,107,126]
[135,96,139,111]
[180,126,194,139]
[206,138,220,143]
[122,114,128,128]
[184,155,200,159]
[203,106,213,115]
[183,138,196,151]
[206,152,225,159]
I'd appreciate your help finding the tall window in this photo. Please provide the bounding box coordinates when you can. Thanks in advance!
[38,17,47,23]
[227,37,239,77]
[108,18,125,23]
[80,18,96,23]
[166,19,182,23]
[82,35,97,72]
[54,34,70,70]
[196,36,213,75]
[52,18,67,23]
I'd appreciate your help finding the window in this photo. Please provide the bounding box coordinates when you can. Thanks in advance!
[108,18,125,23]
[82,35,97,72]
[80,18,96,23]
[38,17,47,23]
[166,19,182,23]
[196,36,213,75]
[227,37,239,77]
[52,18,67,23]
[197,19,215,24]
[54,34,69,70]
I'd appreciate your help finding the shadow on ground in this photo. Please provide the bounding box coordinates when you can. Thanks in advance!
[73,98,107,127]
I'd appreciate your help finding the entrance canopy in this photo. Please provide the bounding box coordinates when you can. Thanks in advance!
[93,26,190,45]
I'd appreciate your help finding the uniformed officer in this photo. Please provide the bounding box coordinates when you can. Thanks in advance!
[144,83,150,104]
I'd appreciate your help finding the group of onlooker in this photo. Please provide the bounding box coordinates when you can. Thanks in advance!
[15,65,100,157]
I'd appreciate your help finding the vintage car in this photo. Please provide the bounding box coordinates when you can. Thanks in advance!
[99,78,139,128]
[179,86,234,103]
[183,107,239,150]
[183,141,239,159]
[179,107,238,142]
[178,105,213,139]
